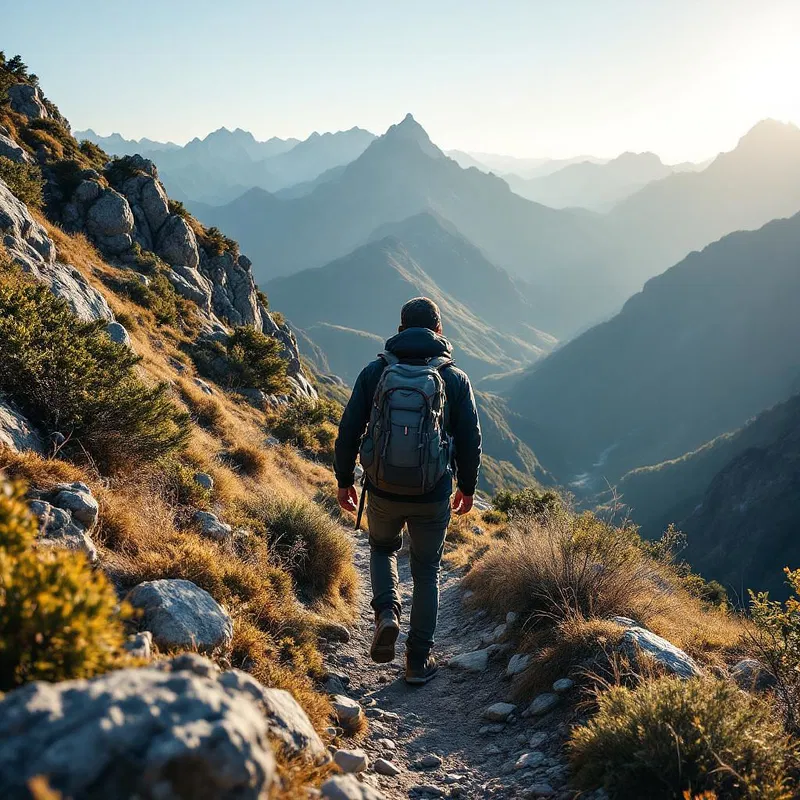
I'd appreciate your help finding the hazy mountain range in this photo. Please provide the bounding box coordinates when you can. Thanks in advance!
[77,126,375,205]
[264,212,556,383]
[505,211,800,488]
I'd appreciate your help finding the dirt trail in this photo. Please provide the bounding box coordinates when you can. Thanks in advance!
[323,526,599,800]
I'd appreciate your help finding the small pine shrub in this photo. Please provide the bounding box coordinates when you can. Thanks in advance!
[226,327,290,394]
[198,225,239,258]
[78,140,107,171]
[493,486,561,519]
[104,155,141,186]
[0,273,191,473]
[268,397,341,460]
[168,198,190,219]
[0,477,125,689]
[0,156,44,208]
[570,677,796,799]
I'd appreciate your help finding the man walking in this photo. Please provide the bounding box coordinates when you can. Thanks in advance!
[334,297,481,685]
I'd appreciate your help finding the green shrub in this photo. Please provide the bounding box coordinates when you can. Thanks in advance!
[0,477,125,689]
[482,508,505,525]
[493,486,561,519]
[104,155,142,186]
[78,139,107,171]
[268,397,341,460]
[168,198,190,219]
[749,568,800,731]
[245,495,355,605]
[49,159,88,201]
[0,273,190,473]
[570,677,796,799]
[0,156,43,208]
[226,327,290,394]
[103,270,197,330]
[198,225,239,258]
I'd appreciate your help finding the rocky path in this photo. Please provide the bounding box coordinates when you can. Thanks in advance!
[320,527,599,800]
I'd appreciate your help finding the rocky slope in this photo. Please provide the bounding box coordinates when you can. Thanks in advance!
[0,77,315,402]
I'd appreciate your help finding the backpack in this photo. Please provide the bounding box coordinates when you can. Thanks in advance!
[359,351,453,495]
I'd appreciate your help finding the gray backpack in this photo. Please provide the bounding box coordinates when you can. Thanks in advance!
[359,351,452,495]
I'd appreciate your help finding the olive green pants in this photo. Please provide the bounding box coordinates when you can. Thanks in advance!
[367,492,450,658]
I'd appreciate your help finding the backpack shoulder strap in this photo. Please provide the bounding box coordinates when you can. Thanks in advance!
[427,356,453,371]
[379,351,400,366]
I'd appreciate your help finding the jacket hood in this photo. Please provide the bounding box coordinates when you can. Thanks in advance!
[384,327,453,360]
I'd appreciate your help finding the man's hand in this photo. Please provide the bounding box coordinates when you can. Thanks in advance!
[452,490,473,515]
[337,486,359,514]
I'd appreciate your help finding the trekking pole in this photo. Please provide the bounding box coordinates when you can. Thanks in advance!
[354,475,367,531]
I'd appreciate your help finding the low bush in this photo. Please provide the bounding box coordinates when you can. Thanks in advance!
[0,476,125,689]
[103,270,197,330]
[570,676,796,799]
[492,486,561,519]
[189,327,290,395]
[226,327,290,394]
[268,397,341,461]
[0,155,43,208]
[197,225,239,258]
[243,495,356,608]
[749,568,800,731]
[0,272,190,473]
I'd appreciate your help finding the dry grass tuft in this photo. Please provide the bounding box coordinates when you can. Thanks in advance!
[222,444,268,479]
[463,509,748,696]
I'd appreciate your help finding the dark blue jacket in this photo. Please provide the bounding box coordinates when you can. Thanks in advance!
[334,327,482,502]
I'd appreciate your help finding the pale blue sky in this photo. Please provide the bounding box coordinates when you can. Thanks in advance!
[4,0,799,161]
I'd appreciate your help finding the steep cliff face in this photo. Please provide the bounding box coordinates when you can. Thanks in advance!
[0,71,314,401]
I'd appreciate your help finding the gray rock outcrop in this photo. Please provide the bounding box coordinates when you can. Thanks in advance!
[0,654,277,799]
[321,775,387,800]
[193,510,233,542]
[85,187,135,253]
[0,400,44,454]
[7,83,48,119]
[0,132,34,164]
[105,320,132,347]
[126,578,234,653]
[28,481,100,563]
[157,214,200,269]
[1,177,113,321]
[730,658,776,691]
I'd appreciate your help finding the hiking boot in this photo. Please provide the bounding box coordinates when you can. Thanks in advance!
[405,653,438,685]
[370,609,400,663]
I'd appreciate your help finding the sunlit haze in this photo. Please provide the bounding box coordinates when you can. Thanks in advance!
[4,0,800,162]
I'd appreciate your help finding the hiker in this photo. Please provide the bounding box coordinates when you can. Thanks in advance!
[334,297,482,685]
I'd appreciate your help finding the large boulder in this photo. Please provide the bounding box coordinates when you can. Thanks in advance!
[0,400,44,454]
[616,621,702,679]
[218,669,326,759]
[166,264,214,311]
[85,188,134,254]
[0,654,277,799]
[157,214,200,269]
[126,578,234,653]
[45,262,115,321]
[7,83,48,119]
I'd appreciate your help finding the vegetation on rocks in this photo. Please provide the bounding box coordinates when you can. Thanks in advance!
[0,477,125,689]
[0,155,43,208]
[267,396,341,460]
[570,677,797,799]
[0,270,191,473]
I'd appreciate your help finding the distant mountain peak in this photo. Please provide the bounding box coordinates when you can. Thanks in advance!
[380,113,442,158]
[736,118,800,150]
